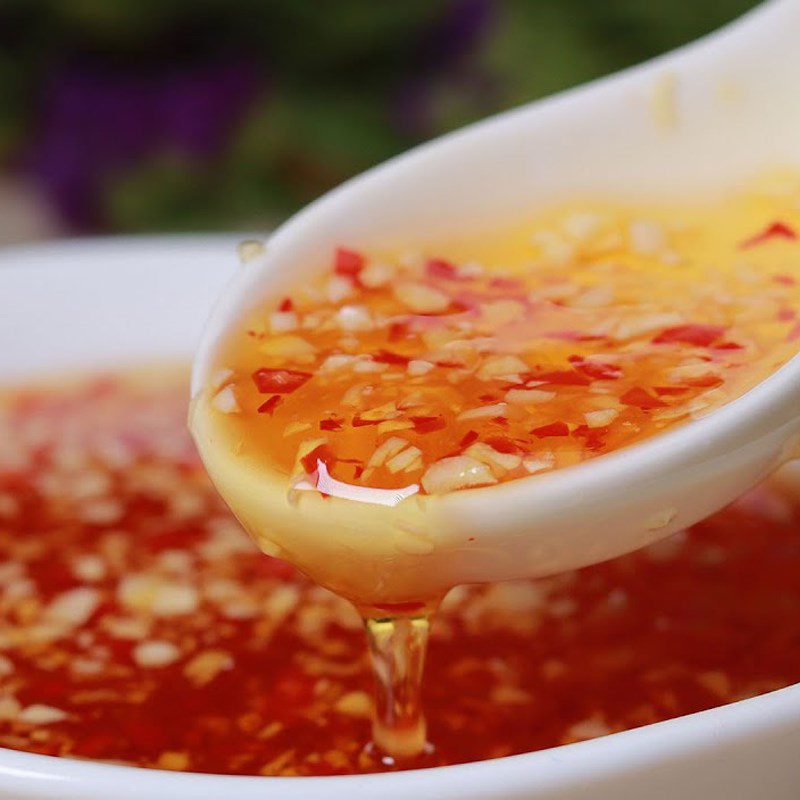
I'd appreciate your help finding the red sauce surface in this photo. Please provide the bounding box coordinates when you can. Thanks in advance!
[1,372,799,776]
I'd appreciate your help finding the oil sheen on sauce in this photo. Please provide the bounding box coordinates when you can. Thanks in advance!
[190,176,800,758]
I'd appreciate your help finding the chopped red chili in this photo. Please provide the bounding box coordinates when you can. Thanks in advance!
[653,386,691,396]
[653,324,725,347]
[484,435,520,454]
[373,350,410,365]
[740,221,798,249]
[459,430,479,448]
[568,356,622,380]
[714,341,744,351]
[572,424,606,451]
[257,395,282,415]
[388,322,408,342]
[425,259,461,280]
[334,247,365,276]
[410,416,447,434]
[545,331,607,342]
[352,415,389,427]
[300,443,337,473]
[531,421,570,438]
[252,368,312,394]
[319,418,343,431]
[620,387,667,409]
[489,277,523,290]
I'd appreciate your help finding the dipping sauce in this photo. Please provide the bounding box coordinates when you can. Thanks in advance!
[2,371,800,775]
[201,187,800,498]
[189,179,800,757]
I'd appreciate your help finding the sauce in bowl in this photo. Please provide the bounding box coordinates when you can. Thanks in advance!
[2,371,800,774]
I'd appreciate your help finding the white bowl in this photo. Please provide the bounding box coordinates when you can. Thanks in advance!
[1,236,800,800]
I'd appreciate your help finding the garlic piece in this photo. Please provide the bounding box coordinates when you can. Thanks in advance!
[421,456,497,494]
[394,282,450,314]
[584,408,619,428]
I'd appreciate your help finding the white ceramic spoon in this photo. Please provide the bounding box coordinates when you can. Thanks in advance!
[191,0,800,607]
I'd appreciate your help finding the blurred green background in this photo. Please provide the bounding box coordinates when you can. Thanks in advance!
[0,0,758,242]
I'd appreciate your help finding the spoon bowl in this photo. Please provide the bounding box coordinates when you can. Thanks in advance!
[192,0,800,605]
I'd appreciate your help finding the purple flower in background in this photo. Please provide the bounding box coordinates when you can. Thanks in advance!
[393,0,497,137]
[422,0,496,67]
[29,62,261,231]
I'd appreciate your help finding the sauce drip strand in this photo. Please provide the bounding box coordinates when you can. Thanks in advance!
[192,176,800,759]
[364,615,431,761]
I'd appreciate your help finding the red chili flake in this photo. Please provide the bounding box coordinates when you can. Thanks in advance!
[484,435,520,454]
[300,443,337,474]
[459,430,479,448]
[257,395,282,415]
[353,464,365,480]
[653,386,690,396]
[447,300,471,315]
[372,601,426,614]
[388,321,409,342]
[374,349,410,365]
[352,416,383,427]
[684,375,724,388]
[410,415,446,433]
[573,424,606,451]
[778,308,796,322]
[536,370,591,386]
[774,274,797,286]
[652,324,724,347]
[479,394,498,402]
[740,221,798,249]
[435,359,463,368]
[714,341,744,351]
[334,247,365,276]
[531,421,570,438]
[545,331,606,342]
[278,297,293,312]
[489,276,523,290]
[426,258,461,280]
[252,368,312,394]
[620,387,667,409]
[320,418,343,431]
[568,356,622,380]
[492,416,509,426]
